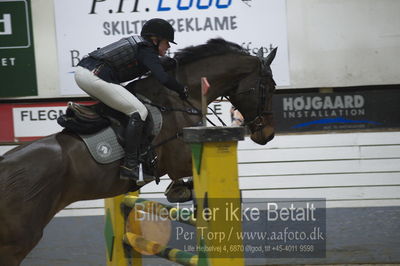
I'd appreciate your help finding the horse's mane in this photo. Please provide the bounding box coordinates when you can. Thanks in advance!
[174,38,249,65]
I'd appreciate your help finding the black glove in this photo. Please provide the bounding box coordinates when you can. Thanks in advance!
[179,86,189,100]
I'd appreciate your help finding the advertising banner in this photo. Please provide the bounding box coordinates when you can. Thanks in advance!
[0,101,94,142]
[0,100,228,142]
[0,102,69,142]
[53,0,290,95]
[273,89,400,133]
[0,0,37,97]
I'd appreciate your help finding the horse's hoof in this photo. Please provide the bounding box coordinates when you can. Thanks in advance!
[165,179,193,203]
[166,187,192,203]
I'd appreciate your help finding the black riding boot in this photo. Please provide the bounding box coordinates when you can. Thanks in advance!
[120,112,144,181]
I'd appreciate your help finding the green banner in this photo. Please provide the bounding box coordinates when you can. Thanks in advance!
[0,0,37,97]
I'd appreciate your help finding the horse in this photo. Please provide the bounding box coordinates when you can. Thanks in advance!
[0,38,277,265]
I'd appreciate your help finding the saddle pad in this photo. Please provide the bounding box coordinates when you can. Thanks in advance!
[79,98,162,164]
[79,127,124,164]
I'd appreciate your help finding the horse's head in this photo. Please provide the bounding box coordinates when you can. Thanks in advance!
[227,48,277,145]
[163,38,277,145]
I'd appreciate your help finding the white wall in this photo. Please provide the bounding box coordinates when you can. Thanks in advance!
[56,131,400,217]
[140,131,400,208]
[23,0,400,100]
[286,0,400,88]
[3,131,400,211]
[0,145,16,155]
[31,0,59,98]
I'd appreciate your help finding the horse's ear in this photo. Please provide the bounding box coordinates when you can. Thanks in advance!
[265,47,278,66]
[256,47,264,58]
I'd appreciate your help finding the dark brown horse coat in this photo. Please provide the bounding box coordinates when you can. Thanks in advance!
[0,39,276,265]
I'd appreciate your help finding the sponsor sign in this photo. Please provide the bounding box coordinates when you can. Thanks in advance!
[0,101,92,142]
[12,106,67,137]
[53,0,290,95]
[0,0,37,97]
[273,90,400,132]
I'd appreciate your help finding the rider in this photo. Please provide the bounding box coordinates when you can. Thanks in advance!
[74,18,188,181]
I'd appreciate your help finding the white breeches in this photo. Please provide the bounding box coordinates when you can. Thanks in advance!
[74,66,148,120]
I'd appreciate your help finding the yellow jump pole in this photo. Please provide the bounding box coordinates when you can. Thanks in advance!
[183,126,245,266]
[104,191,142,266]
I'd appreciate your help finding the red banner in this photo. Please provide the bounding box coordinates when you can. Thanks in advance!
[0,101,94,143]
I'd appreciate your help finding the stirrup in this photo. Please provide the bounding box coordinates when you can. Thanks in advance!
[137,163,145,186]
[120,164,140,181]
[120,163,155,186]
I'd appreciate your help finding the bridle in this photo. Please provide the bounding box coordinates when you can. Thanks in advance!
[227,57,276,133]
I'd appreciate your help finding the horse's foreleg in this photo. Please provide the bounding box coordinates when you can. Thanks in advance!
[159,140,192,181]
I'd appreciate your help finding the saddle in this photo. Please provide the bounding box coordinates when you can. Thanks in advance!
[57,98,162,183]
[58,102,112,135]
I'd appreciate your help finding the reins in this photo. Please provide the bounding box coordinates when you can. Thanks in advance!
[140,98,200,116]
[145,97,225,153]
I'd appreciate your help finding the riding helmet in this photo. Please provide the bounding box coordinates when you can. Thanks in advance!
[141,18,176,44]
